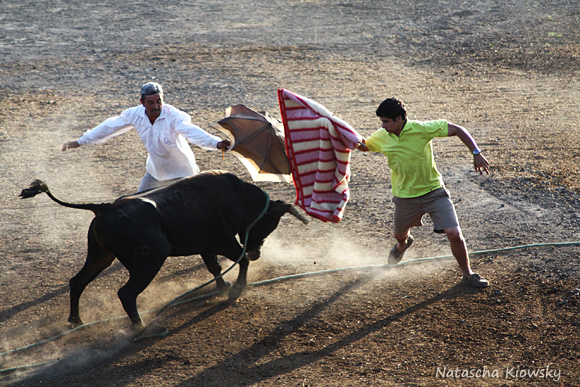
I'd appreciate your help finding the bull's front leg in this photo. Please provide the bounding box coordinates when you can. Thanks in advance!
[229,256,249,300]
[211,234,250,300]
[200,253,231,294]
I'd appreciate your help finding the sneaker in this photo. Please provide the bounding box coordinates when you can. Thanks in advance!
[462,273,490,288]
[388,235,414,265]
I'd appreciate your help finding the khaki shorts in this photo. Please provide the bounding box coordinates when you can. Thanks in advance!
[392,187,459,234]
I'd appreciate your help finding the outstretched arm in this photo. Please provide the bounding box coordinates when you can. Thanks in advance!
[62,111,134,152]
[447,123,490,175]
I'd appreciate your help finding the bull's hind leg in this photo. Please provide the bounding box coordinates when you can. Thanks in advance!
[68,232,115,327]
[200,253,231,294]
[117,258,165,328]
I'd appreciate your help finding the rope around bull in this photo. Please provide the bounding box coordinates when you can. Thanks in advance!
[2,240,579,375]
[153,192,271,318]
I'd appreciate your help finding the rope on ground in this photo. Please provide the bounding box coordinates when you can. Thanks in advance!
[1,240,579,374]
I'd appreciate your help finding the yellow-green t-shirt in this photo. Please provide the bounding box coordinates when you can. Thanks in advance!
[365,119,448,198]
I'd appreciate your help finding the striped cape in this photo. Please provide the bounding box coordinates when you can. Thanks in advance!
[278,89,362,222]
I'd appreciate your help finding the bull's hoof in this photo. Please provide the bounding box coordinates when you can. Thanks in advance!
[133,323,169,342]
[68,317,84,329]
[228,284,245,301]
[217,280,232,296]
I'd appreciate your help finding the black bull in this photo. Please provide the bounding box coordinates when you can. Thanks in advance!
[20,171,308,328]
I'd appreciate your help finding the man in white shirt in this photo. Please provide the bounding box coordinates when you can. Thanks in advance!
[62,82,231,192]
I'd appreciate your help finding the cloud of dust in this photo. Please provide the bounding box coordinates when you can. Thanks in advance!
[262,232,380,269]
[64,228,460,327]
[258,229,456,283]
[7,329,134,384]
[139,275,204,313]
[29,113,124,251]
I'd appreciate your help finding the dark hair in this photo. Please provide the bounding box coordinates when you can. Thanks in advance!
[376,98,406,120]
[140,82,163,100]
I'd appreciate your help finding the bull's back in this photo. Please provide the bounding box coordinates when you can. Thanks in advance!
[91,197,168,257]
[143,172,246,217]
[136,172,264,246]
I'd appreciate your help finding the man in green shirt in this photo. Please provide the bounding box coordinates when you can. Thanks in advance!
[357,98,490,288]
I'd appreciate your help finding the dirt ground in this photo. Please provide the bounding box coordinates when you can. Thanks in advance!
[1,0,579,386]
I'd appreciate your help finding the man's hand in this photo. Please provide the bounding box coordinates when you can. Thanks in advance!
[474,153,490,175]
[356,140,369,152]
[217,139,231,150]
[62,140,80,151]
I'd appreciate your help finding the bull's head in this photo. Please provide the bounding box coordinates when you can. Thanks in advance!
[245,200,308,260]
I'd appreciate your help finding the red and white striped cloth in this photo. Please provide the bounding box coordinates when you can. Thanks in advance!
[278,89,362,222]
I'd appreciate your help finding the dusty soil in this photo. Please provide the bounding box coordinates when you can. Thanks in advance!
[1,0,579,386]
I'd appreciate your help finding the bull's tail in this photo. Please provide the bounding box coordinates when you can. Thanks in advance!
[20,179,106,214]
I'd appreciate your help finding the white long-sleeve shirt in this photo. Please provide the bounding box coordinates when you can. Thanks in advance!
[77,104,222,181]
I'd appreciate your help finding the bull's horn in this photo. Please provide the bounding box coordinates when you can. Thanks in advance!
[288,205,309,224]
